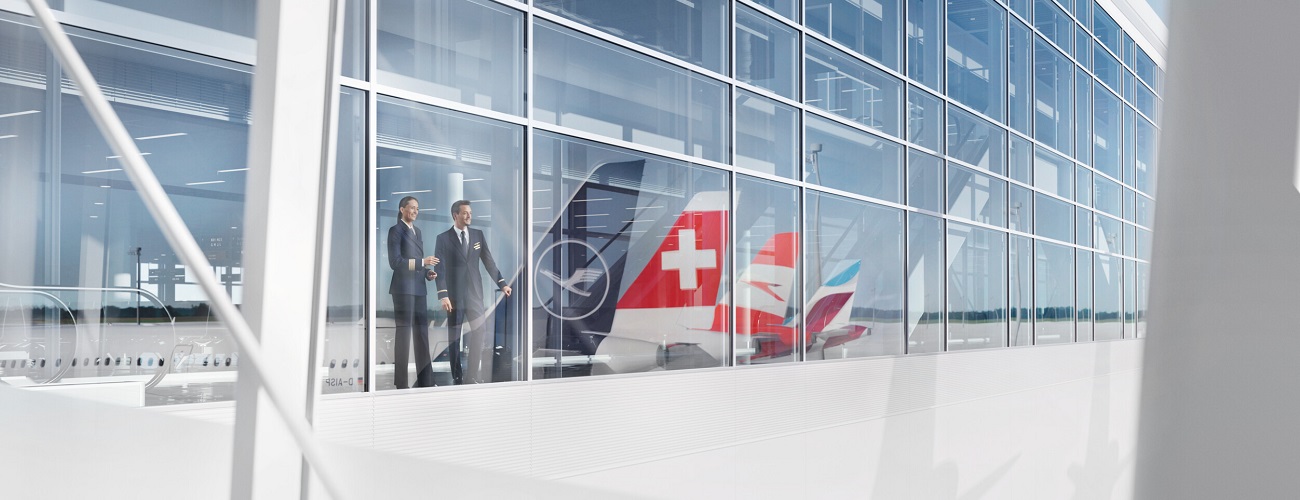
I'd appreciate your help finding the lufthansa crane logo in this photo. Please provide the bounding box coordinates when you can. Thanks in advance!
[534,239,611,321]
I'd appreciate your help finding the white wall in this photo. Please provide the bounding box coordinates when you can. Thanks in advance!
[158,339,1143,499]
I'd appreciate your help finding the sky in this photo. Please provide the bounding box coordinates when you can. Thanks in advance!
[1144,0,1169,23]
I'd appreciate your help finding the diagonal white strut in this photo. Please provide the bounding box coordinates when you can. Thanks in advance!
[20,1,347,498]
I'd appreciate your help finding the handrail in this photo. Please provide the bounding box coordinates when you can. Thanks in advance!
[0,282,179,389]
[23,1,348,498]
[0,289,79,384]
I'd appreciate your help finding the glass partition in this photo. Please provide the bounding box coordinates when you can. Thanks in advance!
[805,38,903,138]
[947,223,1007,350]
[374,96,524,389]
[907,213,945,353]
[536,0,729,74]
[735,177,801,365]
[321,88,367,394]
[804,114,903,203]
[804,0,902,71]
[946,0,1006,121]
[1035,241,1074,344]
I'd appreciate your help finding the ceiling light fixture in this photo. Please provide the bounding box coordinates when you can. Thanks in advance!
[134,132,187,140]
[0,110,39,119]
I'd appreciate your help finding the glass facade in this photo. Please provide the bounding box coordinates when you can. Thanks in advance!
[0,0,1161,403]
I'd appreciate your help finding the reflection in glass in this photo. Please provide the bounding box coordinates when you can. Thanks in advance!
[805,192,905,359]
[1096,214,1122,255]
[1035,194,1073,243]
[1137,195,1153,227]
[1137,262,1149,338]
[805,0,903,71]
[1009,185,1032,233]
[947,163,1006,227]
[1124,224,1137,258]
[908,150,944,213]
[532,132,729,378]
[805,39,903,138]
[735,177,800,364]
[947,223,1007,350]
[1077,249,1093,341]
[1008,20,1032,135]
[535,0,728,74]
[1075,24,1091,72]
[377,0,523,115]
[1136,116,1157,195]
[1009,235,1032,346]
[907,213,944,353]
[0,17,252,404]
[375,97,524,388]
[908,85,944,152]
[750,0,798,21]
[1093,83,1123,179]
[1092,4,1122,56]
[906,0,944,90]
[1035,241,1074,344]
[736,5,798,99]
[946,0,1005,121]
[1124,189,1137,223]
[735,91,799,179]
[1136,80,1157,121]
[947,104,1006,174]
[1093,43,1122,94]
[1093,253,1122,340]
[322,89,366,394]
[1124,107,1137,185]
[59,0,255,57]
[535,21,728,162]
[1034,38,1074,155]
[1136,49,1158,89]
[805,114,903,203]
[1074,0,1090,30]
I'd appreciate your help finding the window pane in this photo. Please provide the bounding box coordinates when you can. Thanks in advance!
[375,97,524,388]
[322,88,367,394]
[1077,249,1093,341]
[735,177,800,365]
[1092,3,1121,55]
[805,0,903,71]
[947,223,1007,350]
[1124,107,1136,185]
[1136,83,1157,122]
[1096,213,1122,255]
[805,114,904,202]
[736,91,799,179]
[535,0,728,73]
[1009,235,1032,346]
[1035,193,1073,243]
[1094,176,1122,218]
[377,0,523,115]
[1135,119,1157,196]
[907,213,945,353]
[946,0,1006,121]
[1093,82,1122,179]
[1123,188,1137,223]
[1124,223,1137,258]
[1033,0,1072,56]
[1122,32,1135,68]
[1008,0,1030,19]
[1136,49,1158,89]
[1009,20,1032,135]
[1073,0,1090,29]
[1034,146,1073,198]
[1136,228,1152,261]
[1009,134,1032,184]
[1036,241,1074,344]
[751,0,799,21]
[908,150,944,213]
[1093,42,1122,94]
[532,132,730,378]
[948,163,1007,227]
[947,104,1007,174]
[1075,25,1091,72]
[1034,38,1074,154]
[907,85,944,151]
[1124,259,1136,338]
[1136,261,1149,338]
[1076,164,1092,207]
[805,38,904,138]
[534,21,728,162]
[1137,195,1153,227]
[806,193,905,359]
[736,5,798,99]
[0,19,253,402]
[341,0,366,79]
[1093,253,1121,340]
[61,0,255,57]
[1074,67,1091,164]
[1009,185,1033,233]
[1076,207,1093,247]
[907,0,944,90]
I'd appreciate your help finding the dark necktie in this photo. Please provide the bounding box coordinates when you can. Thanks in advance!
[459,229,467,253]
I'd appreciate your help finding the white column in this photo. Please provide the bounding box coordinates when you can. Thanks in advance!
[231,0,335,498]
[1135,2,1300,498]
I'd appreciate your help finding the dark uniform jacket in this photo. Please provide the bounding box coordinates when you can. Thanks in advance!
[387,222,434,296]
[434,226,506,313]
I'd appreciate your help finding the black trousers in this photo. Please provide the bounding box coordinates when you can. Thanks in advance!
[392,294,433,388]
[446,299,486,385]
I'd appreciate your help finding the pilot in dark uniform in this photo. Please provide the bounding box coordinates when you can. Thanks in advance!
[434,199,511,384]
[386,196,438,389]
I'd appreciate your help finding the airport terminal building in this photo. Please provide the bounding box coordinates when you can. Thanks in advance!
[0,0,1167,497]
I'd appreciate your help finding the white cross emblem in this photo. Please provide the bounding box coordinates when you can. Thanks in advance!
[660,229,717,290]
